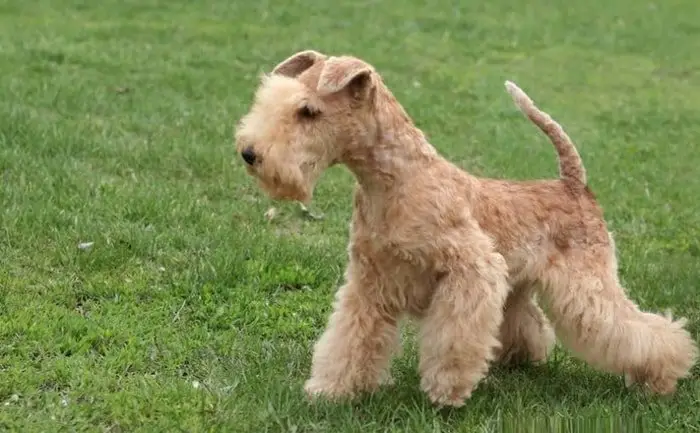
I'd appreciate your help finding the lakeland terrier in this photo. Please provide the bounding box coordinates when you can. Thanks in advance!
[234,50,698,407]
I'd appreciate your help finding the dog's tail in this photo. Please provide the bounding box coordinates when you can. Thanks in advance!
[504,81,587,187]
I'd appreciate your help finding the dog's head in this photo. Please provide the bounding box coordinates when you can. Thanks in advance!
[234,50,380,203]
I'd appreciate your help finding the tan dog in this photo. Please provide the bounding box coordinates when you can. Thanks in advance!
[235,50,698,407]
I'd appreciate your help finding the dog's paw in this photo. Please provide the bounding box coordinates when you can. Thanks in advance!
[424,387,470,408]
[303,378,356,402]
[420,377,476,408]
[624,371,678,396]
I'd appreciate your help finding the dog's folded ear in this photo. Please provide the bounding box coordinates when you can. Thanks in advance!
[317,56,375,101]
[272,50,326,78]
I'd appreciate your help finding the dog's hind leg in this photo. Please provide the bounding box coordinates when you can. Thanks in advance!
[496,283,556,366]
[538,237,698,394]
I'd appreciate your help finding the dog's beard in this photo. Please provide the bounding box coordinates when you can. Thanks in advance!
[258,177,310,203]
[254,162,313,203]
[245,149,330,204]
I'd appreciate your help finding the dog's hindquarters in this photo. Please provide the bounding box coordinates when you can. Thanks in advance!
[539,235,698,394]
[496,283,556,365]
[505,81,587,187]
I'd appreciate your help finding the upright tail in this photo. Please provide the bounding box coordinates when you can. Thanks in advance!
[504,81,587,187]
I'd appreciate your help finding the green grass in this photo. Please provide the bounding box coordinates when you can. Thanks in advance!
[1,0,700,431]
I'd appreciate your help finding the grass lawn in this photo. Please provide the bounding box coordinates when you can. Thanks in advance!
[1,0,700,431]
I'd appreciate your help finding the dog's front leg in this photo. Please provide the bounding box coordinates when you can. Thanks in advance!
[304,258,399,401]
[418,249,510,407]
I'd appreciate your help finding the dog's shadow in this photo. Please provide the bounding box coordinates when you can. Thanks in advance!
[238,342,694,432]
[310,357,685,426]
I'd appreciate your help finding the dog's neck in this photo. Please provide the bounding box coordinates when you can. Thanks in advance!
[341,85,438,195]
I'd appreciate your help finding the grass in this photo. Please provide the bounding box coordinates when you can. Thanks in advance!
[1,0,700,431]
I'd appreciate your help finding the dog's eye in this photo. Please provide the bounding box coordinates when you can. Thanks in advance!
[298,105,319,119]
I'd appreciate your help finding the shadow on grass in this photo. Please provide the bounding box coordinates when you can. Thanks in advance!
[219,341,683,432]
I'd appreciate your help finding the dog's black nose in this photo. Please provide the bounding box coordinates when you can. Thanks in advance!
[241,147,257,165]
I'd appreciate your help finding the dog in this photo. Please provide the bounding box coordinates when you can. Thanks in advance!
[234,49,698,407]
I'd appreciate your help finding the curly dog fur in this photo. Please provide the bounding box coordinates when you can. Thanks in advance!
[234,50,698,407]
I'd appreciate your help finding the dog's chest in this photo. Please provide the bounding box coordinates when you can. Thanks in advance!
[350,187,441,311]
[353,224,436,315]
